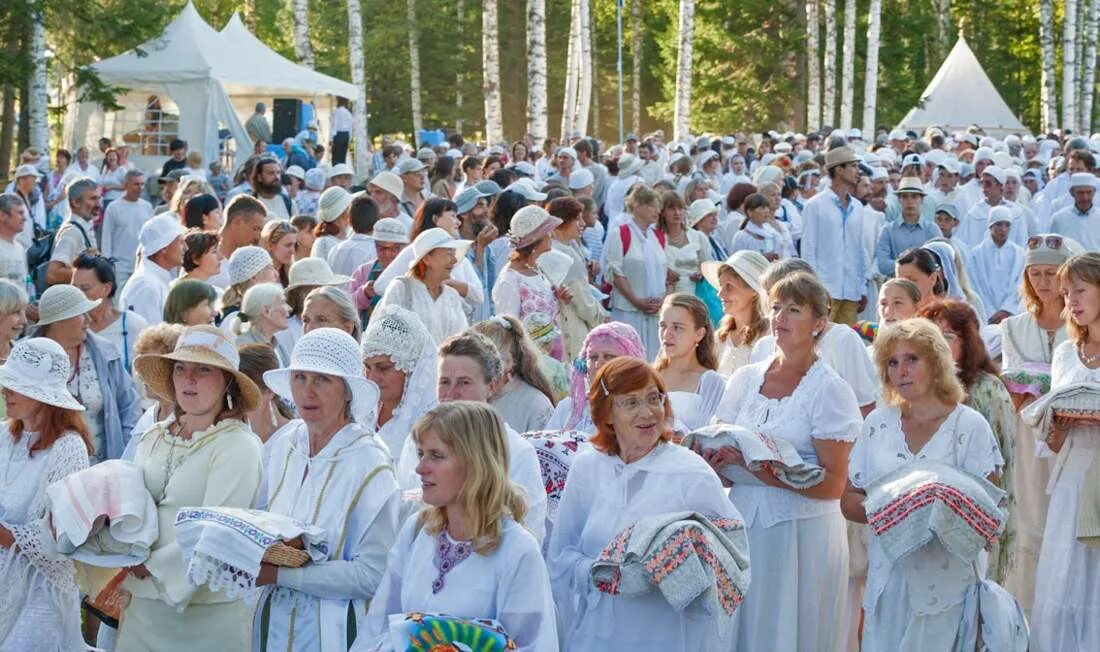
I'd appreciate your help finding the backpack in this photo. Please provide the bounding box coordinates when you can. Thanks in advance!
[598,223,666,308]
[30,220,91,295]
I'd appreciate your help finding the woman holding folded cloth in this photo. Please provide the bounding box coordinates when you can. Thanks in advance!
[841,318,1003,650]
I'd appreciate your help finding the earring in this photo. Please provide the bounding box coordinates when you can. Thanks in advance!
[226,393,234,410]
[812,330,821,337]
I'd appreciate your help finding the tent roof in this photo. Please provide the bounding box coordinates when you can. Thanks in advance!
[898,36,1029,136]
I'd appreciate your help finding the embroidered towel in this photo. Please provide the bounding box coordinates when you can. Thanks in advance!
[1021,381,1100,437]
[590,511,751,618]
[682,424,825,489]
[387,612,516,652]
[863,460,1006,565]
[173,507,329,599]
[46,459,158,567]
[521,429,593,518]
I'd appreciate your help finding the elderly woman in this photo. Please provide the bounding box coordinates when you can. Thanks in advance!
[33,284,142,463]
[1030,253,1100,651]
[841,319,1004,650]
[237,343,292,443]
[377,228,470,345]
[703,251,770,376]
[72,253,149,373]
[256,328,401,651]
[355,402,558,652]
[710,272,862,651]
[604,186,668,359]
[234,282,291,366]
[163,279,219,326]
[549,196,606,360]
[0,339,92,650]
[653,293,724,431]
[548,357,744,650]
[121,326,264,650]
[278,257,352,355]
[302,286,360,339]
[358,304,438,464]
[472,314,557,433]
[219,245,279,331]
[918,299,1018,585]
[260,219,297,287]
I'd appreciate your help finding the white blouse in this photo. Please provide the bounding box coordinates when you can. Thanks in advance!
[668,369,726,432]
[1000,312,1066,368]
[545,396,595,434]
[751,323,882,407]
[714,357,862,528]
[377,276,469,346]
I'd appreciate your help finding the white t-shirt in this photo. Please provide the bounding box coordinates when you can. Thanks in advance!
[50,216,97,267]
[102,198,154,275]
[0,237,27,284]
[256,193,290,221]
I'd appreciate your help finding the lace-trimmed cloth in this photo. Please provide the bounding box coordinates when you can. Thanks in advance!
[521,429,593,519]
[683,424,826,489]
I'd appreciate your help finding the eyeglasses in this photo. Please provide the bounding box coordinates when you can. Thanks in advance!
[611,391,667,412]
[1027,235,1063,250]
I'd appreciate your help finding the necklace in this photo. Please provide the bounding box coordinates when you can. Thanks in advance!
[432,529,473,594]
[1080,342,1100,366]
[155,417,189,504]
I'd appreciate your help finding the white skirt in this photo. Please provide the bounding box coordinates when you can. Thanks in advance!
[731,512,850,652]
[610,308,659,362]
[117,597,253,652]
[1003,410,1052,614]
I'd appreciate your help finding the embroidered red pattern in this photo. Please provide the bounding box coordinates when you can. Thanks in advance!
[868,482,1000,542]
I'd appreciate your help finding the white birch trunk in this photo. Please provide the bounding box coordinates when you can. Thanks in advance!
[575,0,594,136]
[407,0,423,139]
[822,0,837,127]
[1041,0,1058,132]
[456,0,465,134]
[631,0,642,137]
[806,0,821,131]
[526,0,548,141]
[591,0,600,138]
[861,0,881,137]
[673,0,695,142]
[1082,0,1098,132]
[347,0,370,178]
[933,0,951,63]
[292,0,315,68]
[561,0,580,142]
[1065,0,1080,131]
[483,0,504,145]
[244,0,257,30]
[839,0,856,130]
[27,0,48,154]
[1079,0,1088,131]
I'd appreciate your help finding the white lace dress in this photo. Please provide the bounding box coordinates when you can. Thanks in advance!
[0,431,89,651]
[714,358,862,652]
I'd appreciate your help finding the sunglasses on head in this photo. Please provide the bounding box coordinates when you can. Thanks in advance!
[1027,235,1063,250]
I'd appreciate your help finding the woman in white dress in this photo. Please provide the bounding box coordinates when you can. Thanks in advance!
[355,401,558,652]
[710,272,861,652]
[548,357,744,651]
[472,315,556,433]
[653,294,724,431]
[546,321,647,433]
[701,250,770,377]
[121,325,265,651]
[359,304,438,465]
[377,228,470,345]
[842,318,1004,650]
[256,328,402,651]
[1030,252,1100,651]
[0,339,92,650]
[658,190,709,295]
[604,186,668,360]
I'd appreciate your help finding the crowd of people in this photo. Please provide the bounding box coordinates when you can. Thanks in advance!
[1,120,1099,651]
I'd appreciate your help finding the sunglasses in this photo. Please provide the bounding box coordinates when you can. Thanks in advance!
[1027,235,1063,250]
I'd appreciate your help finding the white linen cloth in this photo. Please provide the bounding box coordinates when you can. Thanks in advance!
[683,423,826,489]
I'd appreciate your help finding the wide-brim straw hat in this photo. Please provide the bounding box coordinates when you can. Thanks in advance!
[286,257,352,291]
[702,250,770,301]
[36,284,100,327]
[133,325,261,413]
[0,338,85,411]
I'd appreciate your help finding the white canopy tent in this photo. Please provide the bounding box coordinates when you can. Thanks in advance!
[897,36,1030,138]
[64,2,356,173]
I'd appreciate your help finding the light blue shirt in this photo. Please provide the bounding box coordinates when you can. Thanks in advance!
[801,188,870,301]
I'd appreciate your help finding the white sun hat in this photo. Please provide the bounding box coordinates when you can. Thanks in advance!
[0,338,85,411]
[409,228,472,268]
[701,250,770,301]
[687,198,719,228]
[372,217,410,244]
[317,187,355,223]
[139,213,188,258]
[36,284,100,327]
[228,246,274,286]
[286,257,352,291]
[264,328,381,425]
[508,205,562,248]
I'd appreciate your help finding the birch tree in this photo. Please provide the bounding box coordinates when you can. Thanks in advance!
[561,0,580,141]
[292,0,315,68]
[932,0,951,63]
[407,0,423,140]
[806,0,820,131]
[575,0,593,136]
[1065,0,1080,131]
[839,0,856,130]
[455,0,464,134]
[822,0,837,127]
[483,0,504,145]
[347,0,370,178]
[1040,0,1058,132]
[673,0,695,142]
[1082,0,1098,132]
[631,0,642,137]
[861,0,882,137]
[526,0,548,141]
[27,0,48,154]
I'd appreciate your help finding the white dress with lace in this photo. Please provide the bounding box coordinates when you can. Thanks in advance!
[0,431,89,651]
[713,357,862,652]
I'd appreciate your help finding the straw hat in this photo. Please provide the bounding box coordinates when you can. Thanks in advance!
[133,325,261,412]
[824,146,859,170]
[228,246,274,286]
[36,284,100,327]
[895,177,927,196]
[687,199,719,228]
[0,338,85,411]
[701,250,770,300]
[509,206,562,248]
[409,228,472,269]
[264,328,381,424]
[317,187,354,223]
[286,258,352,291]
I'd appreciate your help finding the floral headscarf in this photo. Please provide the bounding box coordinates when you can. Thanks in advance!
[565,322,646,429]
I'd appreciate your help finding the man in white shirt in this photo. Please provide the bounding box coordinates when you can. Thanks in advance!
[800,146,870,324]
[1050,172,1100,251]
[330,97,354,165]
[956,165,1029,249]
[208,195,267,289]
[368,171,410,231]
[101,169,153,293]
[328,193,379,276]
[574,139,608,207]
[397,158,426,221]
[251,156,291,220]
[119,214,187,324]
[969,206,1026,324]
[0,194,29,284]
[46,177,99,286]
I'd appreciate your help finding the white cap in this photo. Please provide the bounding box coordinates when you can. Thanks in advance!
[139,213,187,257]
[568,168,594,190]
[228,246,274,285]
[1070,172,1096,190]
[285,165,306,181]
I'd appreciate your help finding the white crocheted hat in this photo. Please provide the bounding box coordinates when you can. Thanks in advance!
[0,338,85,411]
[359,304,433,373]
[264,328,380,424]
[35,284,100,327]
[228,246,274,286]
[286,257,352,291]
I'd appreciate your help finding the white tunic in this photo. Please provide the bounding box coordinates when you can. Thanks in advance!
[376,276,468,346]
[547,443,743,651]
[969,236,1026,315]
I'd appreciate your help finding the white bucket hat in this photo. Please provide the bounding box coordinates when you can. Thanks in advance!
[617,154,644,178]
[264,328,381,424]
[687,199,719,228]
[286,257,352,291]
[228,246,274,286]
[409,228,471,268]
[36,284,100,327]
[368,171,404,200]
[318,187,354,223]
[139,213,188,258]
[326,163,354,180]
[285,165,306,181]
[0,338,85,411]
[568,168,594,190]
[372,217,410,244]
[506,178,548,203]
[701,250,770,301]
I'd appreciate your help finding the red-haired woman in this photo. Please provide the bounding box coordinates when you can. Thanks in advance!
[547,357,743,651]
[0,338,93,649]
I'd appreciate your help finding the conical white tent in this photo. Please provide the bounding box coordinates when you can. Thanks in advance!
[897,36,1030,137]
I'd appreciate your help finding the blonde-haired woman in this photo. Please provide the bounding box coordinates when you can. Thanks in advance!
[259,219,297,287]
[1031,252,1100,651]
[703,251,770,376]
[356,401,558,651]
[234,282,291,367]
[472,315,556,433]
[653,293,724,431]
[842,318,1003,650]
[604,185,668,359]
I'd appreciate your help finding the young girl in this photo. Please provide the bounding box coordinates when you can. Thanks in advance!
[472,315,557,433]
[731,192,794,260]
[653,293,725,431]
